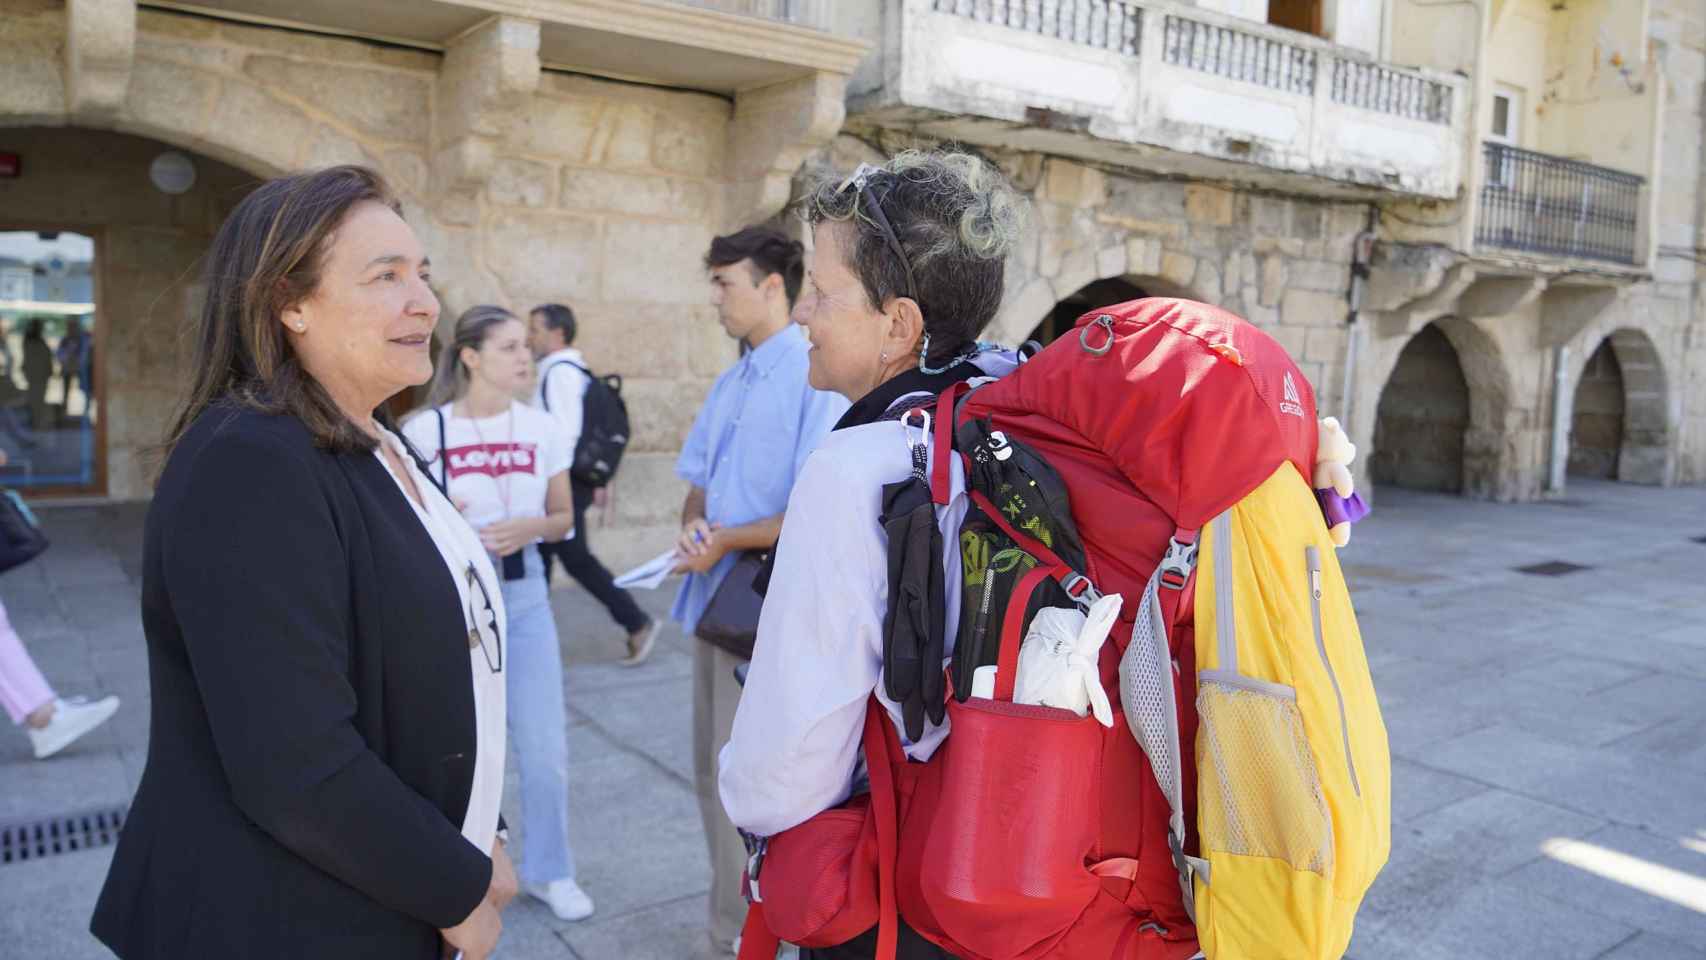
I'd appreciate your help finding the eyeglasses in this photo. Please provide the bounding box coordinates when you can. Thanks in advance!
[837,163,918,305]
[465,564,502,674]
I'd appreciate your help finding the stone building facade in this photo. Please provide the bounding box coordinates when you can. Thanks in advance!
[0,0,863,559]
[0,0,1700,571]
[834,0,1706,505]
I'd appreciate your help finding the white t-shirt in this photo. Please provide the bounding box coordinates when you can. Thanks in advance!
[534,348,590,459]
[372,426,507,855]
[402,400,573,539]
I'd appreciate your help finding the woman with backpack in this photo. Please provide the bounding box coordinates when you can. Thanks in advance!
[715,150,1031,959]
[402,305,595,924]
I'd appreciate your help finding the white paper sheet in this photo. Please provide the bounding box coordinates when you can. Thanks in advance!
[613,549,681,590]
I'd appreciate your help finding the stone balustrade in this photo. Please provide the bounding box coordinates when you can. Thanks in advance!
[877,0,1468,199]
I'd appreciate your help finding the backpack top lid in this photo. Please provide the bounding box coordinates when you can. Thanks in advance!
[964,297,1318,533]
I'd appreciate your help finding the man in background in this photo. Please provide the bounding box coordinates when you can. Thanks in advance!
[529,302,660,665]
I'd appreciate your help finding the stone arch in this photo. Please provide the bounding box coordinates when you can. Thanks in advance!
[0,36,407,189]
[1366,316,1518,499]
[993,272,1202,348]
[1369,324,1470,493]
[1028,276,1148,346]
[0,126,264,498]
[1567,327,1673,485]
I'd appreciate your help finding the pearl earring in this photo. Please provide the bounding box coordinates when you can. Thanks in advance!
[294,323,306,332]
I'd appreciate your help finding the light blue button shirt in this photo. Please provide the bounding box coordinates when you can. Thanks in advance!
[672,324,849,636]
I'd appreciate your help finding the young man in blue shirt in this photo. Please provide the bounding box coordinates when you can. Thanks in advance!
[672,225,848,953]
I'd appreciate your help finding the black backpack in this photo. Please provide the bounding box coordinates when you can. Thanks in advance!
[543,360,629,488]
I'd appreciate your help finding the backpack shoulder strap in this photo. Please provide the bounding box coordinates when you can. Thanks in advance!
[540,359,587,413]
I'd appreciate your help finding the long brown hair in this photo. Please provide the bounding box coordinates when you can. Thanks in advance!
[162,165,401,461]
[423,305,520,408]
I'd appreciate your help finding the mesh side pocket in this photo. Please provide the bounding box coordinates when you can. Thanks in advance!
[1196,679,1332,876]
[1119,574,1183,838]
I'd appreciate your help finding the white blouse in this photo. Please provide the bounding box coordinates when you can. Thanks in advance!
[374,426,508,856]
[717,419,970,838]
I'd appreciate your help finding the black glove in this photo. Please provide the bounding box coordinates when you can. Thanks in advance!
[880,478,947,743]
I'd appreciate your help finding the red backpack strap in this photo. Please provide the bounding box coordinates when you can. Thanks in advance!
[995,564,1061,701]
[929,382,968,506]
[736,902,782,960]
[863,695,901,960]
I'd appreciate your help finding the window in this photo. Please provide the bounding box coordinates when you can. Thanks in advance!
[1489,86,1522,144]
[1268,0,1326,38]
[0,230,101,492]
[1488,85,1524,188]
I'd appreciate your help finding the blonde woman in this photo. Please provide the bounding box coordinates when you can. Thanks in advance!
[403,305,594,922]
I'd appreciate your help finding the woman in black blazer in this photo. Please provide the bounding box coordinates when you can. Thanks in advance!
[91,166,517,959]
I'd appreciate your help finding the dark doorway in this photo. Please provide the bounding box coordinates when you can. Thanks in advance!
[1371,323,1471,493]
[1026,277,1147,347]
[1567,338,1624,480]
[1269,0,1326,37]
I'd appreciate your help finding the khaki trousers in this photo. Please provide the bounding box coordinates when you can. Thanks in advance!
[694,640,749,951]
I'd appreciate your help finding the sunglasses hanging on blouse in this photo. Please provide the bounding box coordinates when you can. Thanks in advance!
[464,563,502,674]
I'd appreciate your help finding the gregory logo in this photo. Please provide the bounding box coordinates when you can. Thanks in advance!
[1280,372,1305,418]
[443,443,538,479]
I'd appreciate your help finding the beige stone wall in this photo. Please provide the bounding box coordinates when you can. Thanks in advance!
[986,154,1365,418]
[0,126,256,496]
[436,68,738,546]
[0,0,1699,527]
[0,3,756,562]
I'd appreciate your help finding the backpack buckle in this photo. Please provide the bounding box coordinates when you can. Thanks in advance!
[1062,572,1102,608]
[901,407,931,482]
[741,831,768,904]
[1158,536,1199,591]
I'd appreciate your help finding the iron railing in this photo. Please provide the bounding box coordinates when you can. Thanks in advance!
[931,0,1143,55]
[1331,59,1452,125]
[1476,142,1643,265]
[1162,13,1316,95]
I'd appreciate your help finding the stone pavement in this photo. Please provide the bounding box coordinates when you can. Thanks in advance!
[1,479,1703,959]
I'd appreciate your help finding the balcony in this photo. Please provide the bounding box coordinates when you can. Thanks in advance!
[1475,143,1645,267]
[670,0,835,33]
[847,0,1469,200]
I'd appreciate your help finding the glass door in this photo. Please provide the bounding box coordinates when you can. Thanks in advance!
[0,229,101,493]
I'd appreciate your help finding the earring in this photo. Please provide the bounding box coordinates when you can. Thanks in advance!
[880,351,888,362]
[294,322,306,332]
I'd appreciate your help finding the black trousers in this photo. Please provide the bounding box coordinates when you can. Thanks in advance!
[539,480,650,633]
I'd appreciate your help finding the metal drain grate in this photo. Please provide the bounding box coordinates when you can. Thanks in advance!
[1,805,127,865]
[1515,561,1592,577]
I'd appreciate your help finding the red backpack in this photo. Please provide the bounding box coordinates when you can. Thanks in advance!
[739,299,1318,960]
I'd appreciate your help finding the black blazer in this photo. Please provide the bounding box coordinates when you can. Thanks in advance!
[92,405,493,959]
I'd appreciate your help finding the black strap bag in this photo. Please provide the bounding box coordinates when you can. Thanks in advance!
[694,550,771,661]
[543,360,630,488]
[0,489,49,575]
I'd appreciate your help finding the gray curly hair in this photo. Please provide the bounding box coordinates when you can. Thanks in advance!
[801,149,1028,366]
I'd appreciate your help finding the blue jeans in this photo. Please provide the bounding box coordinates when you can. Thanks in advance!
[499,550,576,888]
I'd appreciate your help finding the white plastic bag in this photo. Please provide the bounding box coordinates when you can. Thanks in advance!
[1012,593,1123,727]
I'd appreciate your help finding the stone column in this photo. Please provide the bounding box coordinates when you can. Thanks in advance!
[434,16,541,195]
[65,0,136,118]
[725,70,846,228]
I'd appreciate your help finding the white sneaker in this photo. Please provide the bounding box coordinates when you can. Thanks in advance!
[526,878,594,921]
[28,695,120,760]
[618,618,659,667]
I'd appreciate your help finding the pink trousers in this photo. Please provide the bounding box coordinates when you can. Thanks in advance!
[0,599,54,725]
